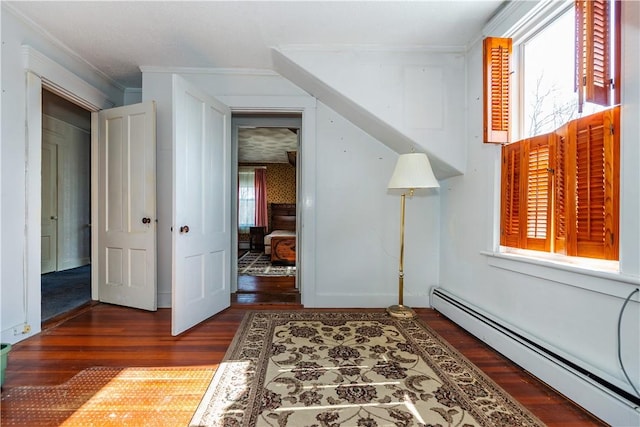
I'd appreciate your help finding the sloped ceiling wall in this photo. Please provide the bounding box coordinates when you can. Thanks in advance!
[273,47,468,179]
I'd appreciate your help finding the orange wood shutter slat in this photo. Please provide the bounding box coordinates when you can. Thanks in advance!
[524,135,552,251]
[552,124,570,254]
[565,120,578,254]
[483,37,512,144]
[500,141,521,247]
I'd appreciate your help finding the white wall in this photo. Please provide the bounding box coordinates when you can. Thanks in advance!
[1,6,124,343]
[278,48,467,175]
[439,0,640,406]
[1,10,30,341]
[124,88,143,105]
[314,102,439,307]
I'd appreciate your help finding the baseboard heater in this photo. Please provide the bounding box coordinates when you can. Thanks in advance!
[430,287,640,426]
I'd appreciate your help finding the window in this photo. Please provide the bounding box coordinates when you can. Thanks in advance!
[238,169,256,233]
[522,8,579,137]
[486,0,621,261]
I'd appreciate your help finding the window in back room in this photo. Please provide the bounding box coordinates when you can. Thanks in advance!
[238,167,257,234]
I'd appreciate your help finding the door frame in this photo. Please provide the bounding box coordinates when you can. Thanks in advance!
[219,96,317,305]
[24,46,115,332]
[231,113,302,292]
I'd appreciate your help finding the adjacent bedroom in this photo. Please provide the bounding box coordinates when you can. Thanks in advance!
[234,125,300,306]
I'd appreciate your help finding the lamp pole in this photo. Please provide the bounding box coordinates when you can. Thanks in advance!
[399,192,405,306]
[387,189,416,318]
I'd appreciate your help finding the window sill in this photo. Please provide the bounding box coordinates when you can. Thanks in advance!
[502,247,620,272]
[481,249,640,299]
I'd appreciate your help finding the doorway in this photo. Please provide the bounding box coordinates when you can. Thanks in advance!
[40,89,92,322]
[232,114,302,306]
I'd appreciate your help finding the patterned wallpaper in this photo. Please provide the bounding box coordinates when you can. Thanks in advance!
[238,163,296,242]
[265,163,296,204]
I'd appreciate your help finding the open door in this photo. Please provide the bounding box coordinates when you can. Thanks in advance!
[171,75,231,336]
[96,101,157,311]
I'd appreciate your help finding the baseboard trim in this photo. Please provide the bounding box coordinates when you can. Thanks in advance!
[430,287,640,427]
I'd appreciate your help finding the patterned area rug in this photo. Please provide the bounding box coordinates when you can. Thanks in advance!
[190,311,545,427]
[1,367,215,426]
[238,251,296,276]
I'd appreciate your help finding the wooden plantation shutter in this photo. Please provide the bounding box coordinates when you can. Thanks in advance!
[568,106,619,259]
[500,136,553,252]
[483,37,512,144]
[500,141,522,247]
[575,0,618,112]
[524,135,552,251]
[500,106,619,260]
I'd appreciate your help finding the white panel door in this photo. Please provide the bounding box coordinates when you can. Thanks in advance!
[41,141,58,274]
[97,101,157,311]
[172,75,231,336]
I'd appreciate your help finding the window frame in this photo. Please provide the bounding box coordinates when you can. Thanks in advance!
[491,0,621,265]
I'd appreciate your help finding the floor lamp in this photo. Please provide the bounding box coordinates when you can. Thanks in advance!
[387,153,439,318]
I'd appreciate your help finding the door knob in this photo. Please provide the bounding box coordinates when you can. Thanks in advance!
[142,217,151,224]
[180,225,190,233]
[50,216,58,220]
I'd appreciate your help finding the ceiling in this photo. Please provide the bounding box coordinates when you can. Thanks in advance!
[7,1,504,89]
[238,127,298,163]
[7,0,503,163]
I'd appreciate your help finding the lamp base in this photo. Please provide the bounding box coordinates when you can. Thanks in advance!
[386,304,416,319]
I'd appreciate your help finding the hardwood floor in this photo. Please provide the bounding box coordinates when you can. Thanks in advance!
[2,286,605,426]
[233,273,301,305]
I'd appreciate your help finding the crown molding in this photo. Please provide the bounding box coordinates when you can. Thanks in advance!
[139,66,279,77]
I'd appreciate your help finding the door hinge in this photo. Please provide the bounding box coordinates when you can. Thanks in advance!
[610,124,615,135]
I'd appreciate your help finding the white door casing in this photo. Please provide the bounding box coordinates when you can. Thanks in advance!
[41,141,58,274]
[172,75,231,336]
[97,101,157,311]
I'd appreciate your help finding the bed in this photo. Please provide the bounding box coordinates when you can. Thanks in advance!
[264,203,296,264]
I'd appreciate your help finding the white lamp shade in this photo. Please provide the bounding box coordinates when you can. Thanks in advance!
[388,153,440,189]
